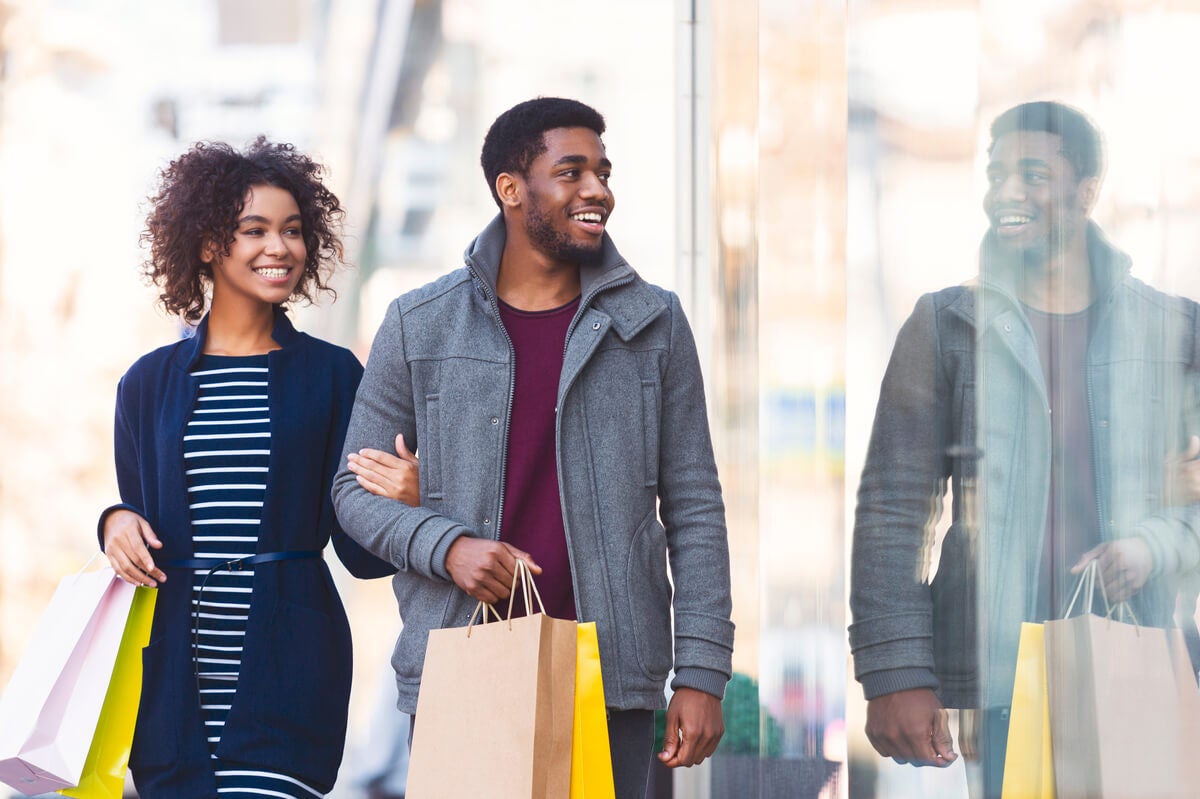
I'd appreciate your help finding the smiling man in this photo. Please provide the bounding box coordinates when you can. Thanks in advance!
[333,97,734,797]
[849,101,1200,796]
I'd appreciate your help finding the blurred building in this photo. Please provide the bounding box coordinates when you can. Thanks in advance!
[6,1,1200,798]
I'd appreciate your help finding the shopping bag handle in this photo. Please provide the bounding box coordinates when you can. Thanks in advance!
[466,600,504,636]
[76,550,106,575]
[463,559,547,636]
[506,558,546,621]
[1061,559,1141,627]
[1063,559,1110,618]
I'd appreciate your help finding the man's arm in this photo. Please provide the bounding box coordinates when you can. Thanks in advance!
[655,293,735,765]
[331,300,472,580]
[849,293,957,766]
[326,351,398,579]
[331,301,539,599]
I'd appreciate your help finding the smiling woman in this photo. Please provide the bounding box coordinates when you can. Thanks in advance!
[141,138,344,326]
[94,139,415,799]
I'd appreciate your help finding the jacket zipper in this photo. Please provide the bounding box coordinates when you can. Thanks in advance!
[471,260,636,623]
[556,271,635,622]
[478,278,517,543]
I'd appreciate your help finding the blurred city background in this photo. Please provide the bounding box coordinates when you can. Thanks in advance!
[1,0,1199,797]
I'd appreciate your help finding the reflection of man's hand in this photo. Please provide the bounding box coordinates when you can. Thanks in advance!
[1072,539,1154,603]
[1164,434,1200,506]
[865,688,957,767]
[958,708,980,761]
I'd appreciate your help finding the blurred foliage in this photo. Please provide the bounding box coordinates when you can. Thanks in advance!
[652,672,783,757]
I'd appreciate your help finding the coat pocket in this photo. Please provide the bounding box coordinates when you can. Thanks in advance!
[641,380,660,488]
[423,393,444,500]
[254,600,350,753]
[129,638,182,771]
[931,523,978,686]
[626,512,673,680]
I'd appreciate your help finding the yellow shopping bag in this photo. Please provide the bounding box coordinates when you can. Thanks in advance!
[1001,622,1054,799]
[570,622,615,799]
[60,586,157,799]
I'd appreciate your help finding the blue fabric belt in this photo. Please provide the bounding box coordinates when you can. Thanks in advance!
[166,550,321,571]
[171,550,322,706]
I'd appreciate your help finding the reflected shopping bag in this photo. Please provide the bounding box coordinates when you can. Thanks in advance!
[0,567,136,795]
[570,621,614,799]
[1001,622,1054,799]
[1044,562,1200,798]
[60,585,157,799]
[407,561,576,798]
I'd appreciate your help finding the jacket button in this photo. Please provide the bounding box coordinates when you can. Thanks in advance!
[483,517,491,525]
[490,416,499,425]
[592,321,601,330]
[1003,323,1012,332]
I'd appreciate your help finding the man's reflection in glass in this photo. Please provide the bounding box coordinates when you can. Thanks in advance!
[849,101,1200,797]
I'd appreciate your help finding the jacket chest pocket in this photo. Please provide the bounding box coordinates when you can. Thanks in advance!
[422,393,444,500]
[641,379,660,488]
[579,347,663,490]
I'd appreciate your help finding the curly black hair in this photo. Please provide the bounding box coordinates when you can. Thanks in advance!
[480,97,606,209]
[142,137,345,322]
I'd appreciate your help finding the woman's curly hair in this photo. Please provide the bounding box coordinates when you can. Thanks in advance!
[142,137,345,322]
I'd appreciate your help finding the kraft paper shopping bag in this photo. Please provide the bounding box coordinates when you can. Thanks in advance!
[60,585,157,799]
[570,621,615,799]
[407,561,577,798]
[1044,563,1198,798]
[1001,622,1054,799]
[0,567,136,795]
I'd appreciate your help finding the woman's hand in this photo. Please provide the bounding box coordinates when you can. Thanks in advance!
[348,433,420,507]
[102,509,166,587]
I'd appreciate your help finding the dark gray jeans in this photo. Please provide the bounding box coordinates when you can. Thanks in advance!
[607,709,656,799]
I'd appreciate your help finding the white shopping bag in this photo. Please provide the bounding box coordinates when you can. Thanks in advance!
[0,567,136,795]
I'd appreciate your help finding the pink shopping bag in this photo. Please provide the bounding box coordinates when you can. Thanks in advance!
[0,567,136,795]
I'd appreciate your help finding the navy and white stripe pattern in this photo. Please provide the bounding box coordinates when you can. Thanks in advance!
[186,354,324,799]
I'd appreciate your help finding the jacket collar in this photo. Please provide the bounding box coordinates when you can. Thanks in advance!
[463,213,667,341]
[965,221,1131,330]
[979,220,1130,301]
[170,305,300,371]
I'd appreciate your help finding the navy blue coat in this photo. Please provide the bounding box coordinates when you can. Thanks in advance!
[100,309,394,798]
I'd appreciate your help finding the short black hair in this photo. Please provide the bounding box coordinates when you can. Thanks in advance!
[480,97,606,208]
[989,101,1104,182]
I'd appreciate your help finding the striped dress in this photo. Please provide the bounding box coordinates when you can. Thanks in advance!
[185,354,324,799]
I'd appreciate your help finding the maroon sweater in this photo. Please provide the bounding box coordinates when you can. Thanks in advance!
[497,296,580,620]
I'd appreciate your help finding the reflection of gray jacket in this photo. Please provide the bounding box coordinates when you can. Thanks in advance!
[333,215,735,713]
[850,224,1200,709]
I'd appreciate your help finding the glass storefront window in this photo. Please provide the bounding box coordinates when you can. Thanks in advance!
[5,1,1200,797]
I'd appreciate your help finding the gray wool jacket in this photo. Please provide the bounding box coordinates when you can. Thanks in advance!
[332,215,735,713]
[850,224,1200,709]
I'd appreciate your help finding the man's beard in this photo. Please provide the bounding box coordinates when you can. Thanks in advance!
[525,201,605,267]
[994,221,1076,272]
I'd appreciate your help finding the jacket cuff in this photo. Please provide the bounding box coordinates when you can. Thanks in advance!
[671,667,729,700]
[429,528,464,581]
[97,503,142,550]
[1132,516,1200,578]
[403,513,471,581]
[859,667,940,701]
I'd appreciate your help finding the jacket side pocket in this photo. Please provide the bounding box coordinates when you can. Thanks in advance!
[129,638,181,771]
[627,511,673,680]
[253,600,349,754]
